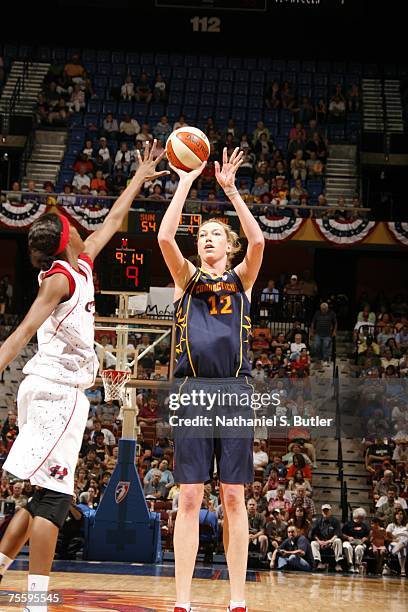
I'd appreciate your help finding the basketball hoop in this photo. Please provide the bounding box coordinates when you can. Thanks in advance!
[101,370,130,403]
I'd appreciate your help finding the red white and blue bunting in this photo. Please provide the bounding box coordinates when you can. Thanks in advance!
[64,203,110,232]
[0,195,111,233]
[313,217,376,246]
[256,214,305,242]
[0,198,48,228]
[386,222,408,246]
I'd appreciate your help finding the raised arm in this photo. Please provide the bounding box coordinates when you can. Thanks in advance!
[215,147,264,291]
[83,140,168,261]
[158,161,206,294]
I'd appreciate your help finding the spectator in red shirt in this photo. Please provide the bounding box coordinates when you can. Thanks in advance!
[287,453,313,481]
[138,397,161,430]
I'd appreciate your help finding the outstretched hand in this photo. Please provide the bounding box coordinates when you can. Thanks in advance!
[133,139,170,183]
[168,160,207,183]
[215,147,243,191]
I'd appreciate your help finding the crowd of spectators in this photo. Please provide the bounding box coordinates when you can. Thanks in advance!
[35,54,93,127]
[18,54,366,216]
[354,301,408,379]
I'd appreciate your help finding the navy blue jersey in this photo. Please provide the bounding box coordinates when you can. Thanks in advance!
[174,268,251,378]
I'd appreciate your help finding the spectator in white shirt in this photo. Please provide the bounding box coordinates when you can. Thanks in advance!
[115,143,133,173]
[253,439,269,469]
[121,75,135,100]
[261,279,280,304]
[164,172,179,198]
[98,137,111,161]
[153,73,167,103]
[290,333,307,356]
[72,165,91,192]
[120,114,140,137]
[173,114,188,131]
[251,360,267,382]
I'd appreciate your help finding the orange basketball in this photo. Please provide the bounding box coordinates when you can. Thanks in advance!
[166,126,210,171]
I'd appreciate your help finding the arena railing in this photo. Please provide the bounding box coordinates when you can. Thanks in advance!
[252,292,316,328]
[4,60,32,134]
[0,191,371,220]
[333,365,348,519]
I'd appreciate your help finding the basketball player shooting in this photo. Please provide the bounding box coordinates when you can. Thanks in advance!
[158,147,265,612]
[0,141,168,612]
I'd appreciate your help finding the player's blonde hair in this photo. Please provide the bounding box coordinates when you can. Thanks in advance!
[198,218,241,266]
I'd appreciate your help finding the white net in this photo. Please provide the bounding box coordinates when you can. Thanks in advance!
[101,370,130,403]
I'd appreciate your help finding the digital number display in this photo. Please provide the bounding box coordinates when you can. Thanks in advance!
[178,213,202,235]
[99,237,151,292]
[115,251,145,266]
[129,211,203,236]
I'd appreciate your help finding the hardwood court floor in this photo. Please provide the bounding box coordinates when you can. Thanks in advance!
[2,568,407,612]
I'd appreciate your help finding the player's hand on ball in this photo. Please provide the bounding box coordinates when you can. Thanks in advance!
[168,160,206,183]
[215,147,244,191]
[134,139,170,182]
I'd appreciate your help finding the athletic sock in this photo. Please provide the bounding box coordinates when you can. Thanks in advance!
[229,601,247,610]
[174,602,191,611]
[0,552,13,578]
[27,574,50,612]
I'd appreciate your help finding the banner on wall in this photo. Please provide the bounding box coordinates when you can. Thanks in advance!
[1,198,408,248]
[65,202,110,232]
[386,222,408,246]
[0,196,110,233]
[313,217,376,246]
[0,198,49,228]
[255,214,306,242]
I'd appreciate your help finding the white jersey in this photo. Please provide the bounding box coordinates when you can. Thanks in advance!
[23,253,99,388]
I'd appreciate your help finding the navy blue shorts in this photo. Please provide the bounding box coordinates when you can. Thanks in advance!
[171,377,254,484]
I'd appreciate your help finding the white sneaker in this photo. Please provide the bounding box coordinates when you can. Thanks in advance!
[323,361,330,367]
[382,565,391,576]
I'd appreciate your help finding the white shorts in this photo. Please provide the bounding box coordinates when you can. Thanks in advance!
[3,375,89,495]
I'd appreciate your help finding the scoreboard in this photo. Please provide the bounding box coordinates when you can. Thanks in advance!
[129,210,240,237]
[131,212,202,237]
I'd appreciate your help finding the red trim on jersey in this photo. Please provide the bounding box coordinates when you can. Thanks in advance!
[79,253,94,270]
[27,387,79,479]
[42,265,76,299]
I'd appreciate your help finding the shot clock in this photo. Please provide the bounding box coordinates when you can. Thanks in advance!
[99,236,151,292]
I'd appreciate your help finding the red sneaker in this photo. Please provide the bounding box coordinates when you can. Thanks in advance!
[227,608,247,612]
[174,608,190,612]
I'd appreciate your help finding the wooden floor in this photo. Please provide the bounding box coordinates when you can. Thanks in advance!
[1,570,407,612]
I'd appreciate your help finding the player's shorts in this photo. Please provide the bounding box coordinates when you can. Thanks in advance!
[3,374,89,496]
[171,376,254,484]
[26,487,73,529]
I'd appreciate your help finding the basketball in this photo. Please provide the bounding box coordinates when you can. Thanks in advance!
[165,126,210,172]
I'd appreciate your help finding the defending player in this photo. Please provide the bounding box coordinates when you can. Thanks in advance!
[158,147,264,612]
[0,141,167,612]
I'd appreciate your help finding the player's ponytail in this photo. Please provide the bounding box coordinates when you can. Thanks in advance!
[198,218,241,266]
[28,213,65,270]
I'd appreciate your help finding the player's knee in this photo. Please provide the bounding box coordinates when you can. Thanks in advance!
[221,485,244,513]
[178,484,203,514]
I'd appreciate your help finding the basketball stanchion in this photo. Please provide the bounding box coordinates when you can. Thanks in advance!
[84,365,162,562]
[83,291,175,563]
